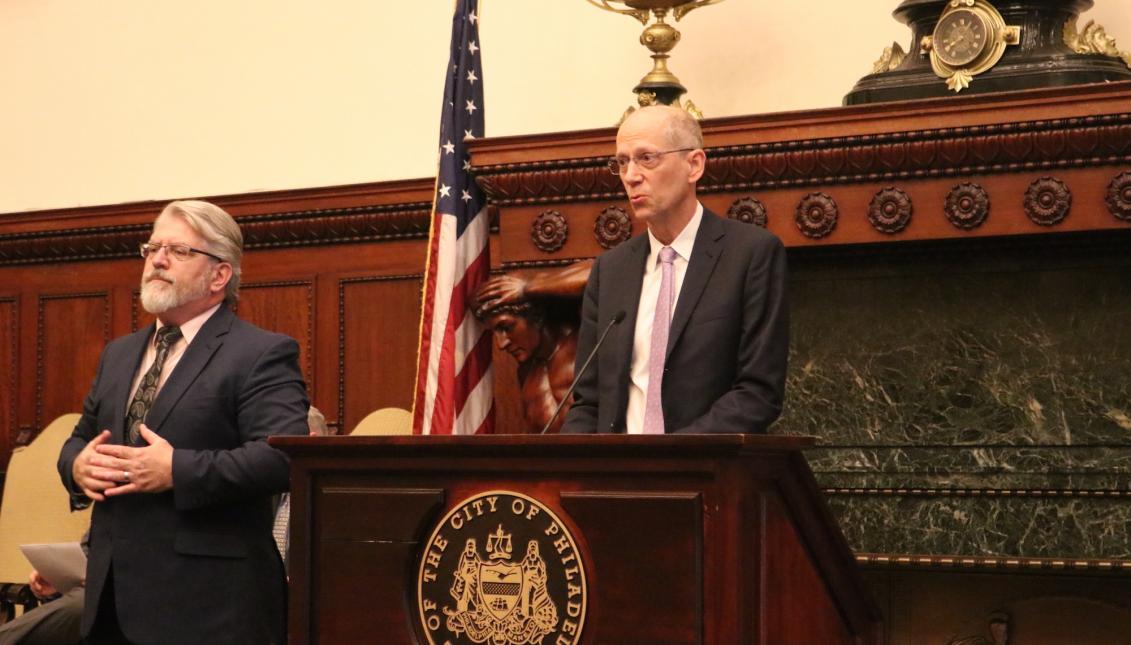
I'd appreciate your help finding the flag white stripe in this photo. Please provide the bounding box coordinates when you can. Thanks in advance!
[455,363,494,434]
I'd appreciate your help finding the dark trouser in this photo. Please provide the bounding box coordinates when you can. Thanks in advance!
[0,586,83,645]
[83,571,131,645]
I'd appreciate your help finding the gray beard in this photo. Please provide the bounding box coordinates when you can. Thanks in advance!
[140,270,211,314]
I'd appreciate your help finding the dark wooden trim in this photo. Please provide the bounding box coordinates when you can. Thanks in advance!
[0,179,438,266]
[856,553,1131,574]
[238,279,316,393]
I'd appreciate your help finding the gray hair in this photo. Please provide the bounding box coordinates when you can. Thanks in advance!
[157,200,243,304]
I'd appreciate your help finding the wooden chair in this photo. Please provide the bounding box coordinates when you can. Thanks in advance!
[350,408,412,436]
[0,414,90,622]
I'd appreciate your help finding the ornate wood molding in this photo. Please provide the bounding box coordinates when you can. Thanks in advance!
[0,203,434,266]
[474,113,1131,206]
[0,179,441,266]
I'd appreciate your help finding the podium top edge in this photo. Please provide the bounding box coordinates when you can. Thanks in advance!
[269,433,817,454]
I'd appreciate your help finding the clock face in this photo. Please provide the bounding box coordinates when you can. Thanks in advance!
[935,9,990,68]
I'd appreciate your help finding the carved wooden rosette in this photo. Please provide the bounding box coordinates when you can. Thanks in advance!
[867,187,913,234]
[726,197,768,227]
[1106,171,1131,222]
[795,192,838,239]
[1023,176,1072,226]
[945,183,990,230]
[594,206,633,249]
[531,210,568,253]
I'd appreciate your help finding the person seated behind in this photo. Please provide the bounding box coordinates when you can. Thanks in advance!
[273,406,333,572]
[0,532,89,645]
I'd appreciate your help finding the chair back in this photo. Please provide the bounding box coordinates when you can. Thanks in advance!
[0,414,90,585]
[350,408,412,436]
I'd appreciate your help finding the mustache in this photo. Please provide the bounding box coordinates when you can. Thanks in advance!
[144,270,174,284]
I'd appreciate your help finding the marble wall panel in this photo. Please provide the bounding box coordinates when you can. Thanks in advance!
[774,235,1131,560]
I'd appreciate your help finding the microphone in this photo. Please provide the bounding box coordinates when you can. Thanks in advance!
[540,310,626,434]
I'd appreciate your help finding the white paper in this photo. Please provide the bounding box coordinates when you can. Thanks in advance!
[19,542,86,593]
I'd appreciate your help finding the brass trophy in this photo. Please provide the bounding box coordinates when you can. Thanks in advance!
[586,0,725,120]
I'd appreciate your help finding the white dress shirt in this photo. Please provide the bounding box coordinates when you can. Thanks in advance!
[625,202,704,434]
[126,303,221,412]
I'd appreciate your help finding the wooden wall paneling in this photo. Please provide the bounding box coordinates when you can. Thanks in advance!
[0,297,15,466]
[36,293,110,434]
[864,569,1131,643]
[338,275,422,433]
[235,280,315,395]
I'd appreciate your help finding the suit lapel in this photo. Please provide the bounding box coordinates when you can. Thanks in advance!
[111,326,156,444]
[144,306,233,433]
[667,210,724,358]
[608,235,649,424]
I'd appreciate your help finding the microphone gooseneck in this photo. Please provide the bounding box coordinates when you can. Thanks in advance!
[539,310,626,434]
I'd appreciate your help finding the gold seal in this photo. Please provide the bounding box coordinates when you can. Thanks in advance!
[417,491,587,645]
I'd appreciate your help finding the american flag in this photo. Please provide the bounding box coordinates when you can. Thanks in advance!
[412,0,493,435]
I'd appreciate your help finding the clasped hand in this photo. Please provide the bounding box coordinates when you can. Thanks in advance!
[71,424,173,501]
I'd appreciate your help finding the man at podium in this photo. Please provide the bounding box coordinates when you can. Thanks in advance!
[563,105,789,435]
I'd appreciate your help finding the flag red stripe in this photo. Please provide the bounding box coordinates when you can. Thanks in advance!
[427,241,490,435]
[453,327,493,418]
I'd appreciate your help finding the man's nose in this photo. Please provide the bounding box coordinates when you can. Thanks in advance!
[621,163,644,185]
[149,247,171,267]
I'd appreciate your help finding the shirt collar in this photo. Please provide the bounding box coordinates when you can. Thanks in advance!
[647,201,703,262]
[154,303,221,347]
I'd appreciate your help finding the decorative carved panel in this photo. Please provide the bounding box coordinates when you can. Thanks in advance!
[37,293,110,432]
[727,196,768,227]
[1023,176,1072,226]
[473,113,1131,206]
[531,210,568,253]
[867,187,913,234]
[795,192,839,239]
[594,206,633,249]
[1106,170,1131,222]
[338,276,422,433]
[0,203,433,267]
[945,183,990,230]
[236,281,316,393]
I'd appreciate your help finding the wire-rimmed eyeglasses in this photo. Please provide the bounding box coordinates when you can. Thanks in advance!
[606,148,696,175]
[139,242,223,262]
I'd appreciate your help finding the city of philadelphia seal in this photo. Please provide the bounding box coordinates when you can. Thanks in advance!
[416,490,587,645]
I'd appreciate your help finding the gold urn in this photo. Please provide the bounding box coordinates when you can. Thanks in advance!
[586,0,725,118]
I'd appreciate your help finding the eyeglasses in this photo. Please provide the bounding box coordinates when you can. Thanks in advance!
[607,148,696,175]
[139,242,224,262]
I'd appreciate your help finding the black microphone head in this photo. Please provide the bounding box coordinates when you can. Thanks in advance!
[612,310,626,324]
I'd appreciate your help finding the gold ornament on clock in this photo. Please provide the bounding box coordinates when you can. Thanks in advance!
[920,0,1020,92]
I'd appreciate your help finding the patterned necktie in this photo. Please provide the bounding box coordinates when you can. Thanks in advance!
[126,325,182,445]
[643,247,677,435]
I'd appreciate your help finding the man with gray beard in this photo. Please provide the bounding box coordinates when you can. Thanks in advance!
[57,200,309,645]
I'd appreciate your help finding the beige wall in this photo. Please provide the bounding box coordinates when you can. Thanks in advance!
[1,1,1128,213]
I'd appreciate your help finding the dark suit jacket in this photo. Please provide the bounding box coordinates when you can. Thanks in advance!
[562,208,788,434]
[57,305,309,645]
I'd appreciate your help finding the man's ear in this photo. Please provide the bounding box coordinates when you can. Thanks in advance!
[210,263,233,295]
[686,149,707,183]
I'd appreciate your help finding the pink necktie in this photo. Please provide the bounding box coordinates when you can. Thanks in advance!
[643,246,677,435]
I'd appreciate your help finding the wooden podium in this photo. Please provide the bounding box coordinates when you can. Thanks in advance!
[272,434,882,644]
